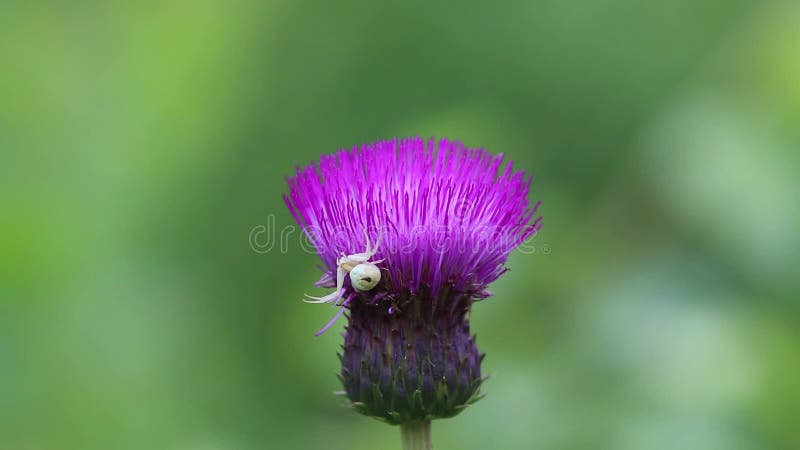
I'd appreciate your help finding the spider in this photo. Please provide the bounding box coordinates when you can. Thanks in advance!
[304,232,384,305]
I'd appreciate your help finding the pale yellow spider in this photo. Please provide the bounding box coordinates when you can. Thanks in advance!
[304,232,384,305]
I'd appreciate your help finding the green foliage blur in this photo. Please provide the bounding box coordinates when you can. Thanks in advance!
[2,1,798,449]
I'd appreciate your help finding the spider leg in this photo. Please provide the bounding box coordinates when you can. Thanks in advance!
[303,265,348,304]
[347,253,370,262]
[347,251,382,264]
[336,266,346,292]
[303,288,344,304]
[337,252,347,266]
[370,232,383,258]
[360,229,382,259]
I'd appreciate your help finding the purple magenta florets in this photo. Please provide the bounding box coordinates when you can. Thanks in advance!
[285,137,542,302]
[284,136,541,423]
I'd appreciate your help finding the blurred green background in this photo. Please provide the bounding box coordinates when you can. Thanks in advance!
[2,1,799,449]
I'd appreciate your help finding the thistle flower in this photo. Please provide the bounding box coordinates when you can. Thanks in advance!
[284,136,541,448]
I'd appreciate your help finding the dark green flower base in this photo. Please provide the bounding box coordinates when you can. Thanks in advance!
[339,292,485,424]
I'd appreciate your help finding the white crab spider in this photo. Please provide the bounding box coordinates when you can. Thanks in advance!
[304,232,384,304]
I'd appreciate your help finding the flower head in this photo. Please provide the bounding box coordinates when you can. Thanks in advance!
[285,137,541,304]
[284,136,542,423]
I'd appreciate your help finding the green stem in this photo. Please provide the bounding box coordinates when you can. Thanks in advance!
[401,421,431,450]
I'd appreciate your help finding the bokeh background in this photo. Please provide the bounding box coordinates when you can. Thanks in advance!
[2,1,799,449]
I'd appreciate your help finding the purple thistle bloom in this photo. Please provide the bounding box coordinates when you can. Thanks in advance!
[285,136,542,304]
[284,136,542,423]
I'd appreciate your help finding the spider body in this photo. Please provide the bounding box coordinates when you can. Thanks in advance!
[304,233,383,304]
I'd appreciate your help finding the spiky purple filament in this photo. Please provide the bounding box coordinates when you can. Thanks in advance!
[285,136,542,305]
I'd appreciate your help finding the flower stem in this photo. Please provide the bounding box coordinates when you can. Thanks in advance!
[401,421,431,450]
